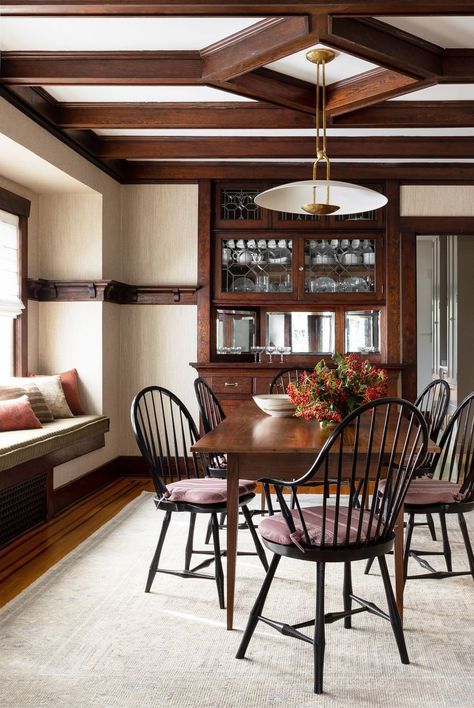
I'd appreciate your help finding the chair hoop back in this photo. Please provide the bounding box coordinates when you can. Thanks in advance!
[433,391,474,500]
[269,368,308,395]
[194,377,225,433]
[131,386,201,496]
[262,398,428,551]
[415,378,450,443]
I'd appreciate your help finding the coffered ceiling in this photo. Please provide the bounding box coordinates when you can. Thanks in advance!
[1,1,474,182]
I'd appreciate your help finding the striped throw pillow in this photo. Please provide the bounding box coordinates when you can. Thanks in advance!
[0,382,54,422]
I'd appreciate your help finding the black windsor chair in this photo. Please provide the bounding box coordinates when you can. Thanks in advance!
[269,367,307,395]
[131,386,268,609]
[194,377,273,521]
[364,378,450,575]
[402,390,474,581]
[236,398,428,695]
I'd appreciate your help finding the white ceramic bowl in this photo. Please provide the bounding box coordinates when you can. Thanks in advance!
[253,394,296,417]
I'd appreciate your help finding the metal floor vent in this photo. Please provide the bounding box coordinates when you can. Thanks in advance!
[0,474,48,546]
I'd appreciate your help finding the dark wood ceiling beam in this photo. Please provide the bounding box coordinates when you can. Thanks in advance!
[327,17,442,78]
[441,50,474,82]
[330,101,474,128]
[213,68,315,113]
[124,161,474,182]
[96,136,474,160]
[201,16,315,81]
[326,69,426,117]
[56,101,315,129]
[0,51,203,85]
[4,2,474,17]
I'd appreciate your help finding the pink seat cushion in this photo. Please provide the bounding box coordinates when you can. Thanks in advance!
[259,506,383,549]
[403,477,464,505]
[166,477,256,504]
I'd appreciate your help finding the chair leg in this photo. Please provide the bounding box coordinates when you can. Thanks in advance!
[378,555,409,665]
[439,512,452,572]
[343,561,352,629]
[314,562,326,694]
[364,556,375,575]
[240,504,269,571]
[184,512,196,571]
[404,513,415,581]
[236,553,281,659]
[219,512,227,528]
[211,513,225,610]
[427,513,437,541]
[458,512,474,580]
[290,488,297,510]
[204,516,213,545]
[145,510,172,593]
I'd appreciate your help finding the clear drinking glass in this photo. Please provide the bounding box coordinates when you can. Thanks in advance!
[266,345,276,363]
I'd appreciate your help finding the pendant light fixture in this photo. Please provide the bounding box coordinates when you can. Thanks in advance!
[254,48,388,216]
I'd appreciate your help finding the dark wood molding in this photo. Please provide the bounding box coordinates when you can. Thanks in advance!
[400,217,474,233]
[384,180,401,373]
[442,50,474,82]
[116,456,150,476]
[96,135,474,160]
[327,17,442,79]
[213,68,315,113]
[197,180,212,362]
[52,457,120,515]
[326,70,427,117]
[331,101,474,128]
[27,278,199,304]
[56,101,315,129]
[15,215,28,377]
[3,2,474,16]
[0,51,203,85]
[201,16,313,81]
[124,161,474,182]
[0,185,31,217]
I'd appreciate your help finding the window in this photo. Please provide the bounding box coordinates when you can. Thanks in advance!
[0,209,23,378]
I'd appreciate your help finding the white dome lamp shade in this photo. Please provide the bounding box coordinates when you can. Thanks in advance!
[254,48,388,217]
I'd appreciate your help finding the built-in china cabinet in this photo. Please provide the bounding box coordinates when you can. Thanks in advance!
[192,181,403,413]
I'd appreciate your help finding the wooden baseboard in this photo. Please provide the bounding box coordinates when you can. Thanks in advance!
[52,458,120,515]
[116,455,150,476]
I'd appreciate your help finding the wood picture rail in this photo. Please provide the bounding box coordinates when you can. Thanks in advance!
[27,279,199,305]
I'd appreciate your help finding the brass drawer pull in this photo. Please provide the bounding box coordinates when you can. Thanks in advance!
[224,382,239,387]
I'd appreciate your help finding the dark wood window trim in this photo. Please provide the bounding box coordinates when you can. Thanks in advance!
[0,186,30,377]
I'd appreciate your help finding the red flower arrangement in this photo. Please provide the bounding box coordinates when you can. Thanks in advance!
[287,353,388,425]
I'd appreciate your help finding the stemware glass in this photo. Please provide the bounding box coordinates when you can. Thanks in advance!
[266,345,276,363]
[276,345,286,363]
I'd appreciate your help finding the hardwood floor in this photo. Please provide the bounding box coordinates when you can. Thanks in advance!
[0,477,153,608]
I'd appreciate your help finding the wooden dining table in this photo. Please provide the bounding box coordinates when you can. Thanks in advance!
[192,400,436,631]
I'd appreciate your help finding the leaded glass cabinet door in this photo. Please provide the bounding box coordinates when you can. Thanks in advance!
[214,185,270,229]
[216,234,295,299]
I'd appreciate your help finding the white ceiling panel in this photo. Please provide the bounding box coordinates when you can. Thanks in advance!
[128,158,474,163]
[94,128,474,137]
[0,17,264,51]
[390,84,474,100]
[265,45,378,84]
[375,16,474,48]
[45,86,255,103]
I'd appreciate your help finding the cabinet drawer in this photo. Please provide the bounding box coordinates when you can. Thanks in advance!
[212,376,252,395]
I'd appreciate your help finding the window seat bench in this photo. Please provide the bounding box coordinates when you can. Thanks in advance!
[0,415,110,545]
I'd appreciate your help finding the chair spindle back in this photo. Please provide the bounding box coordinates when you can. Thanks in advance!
[270,368,307,395]
[264,398,428,550]
[415,378,450,443]
[131,386,201,496]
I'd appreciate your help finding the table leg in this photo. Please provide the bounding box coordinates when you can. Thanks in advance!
[393,505,404,624]
[226,453,239,631]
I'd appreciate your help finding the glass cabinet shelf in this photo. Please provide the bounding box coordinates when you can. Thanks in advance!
[304,238,376,294]
[221,238,293,294]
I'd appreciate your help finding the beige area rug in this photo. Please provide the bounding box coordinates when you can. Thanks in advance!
[0,492,473,708]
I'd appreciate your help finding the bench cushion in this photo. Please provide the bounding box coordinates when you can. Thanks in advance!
[0,415,110,471]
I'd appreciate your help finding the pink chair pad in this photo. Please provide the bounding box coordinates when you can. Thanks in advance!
[166,477,256,504]
[404,478,464,505]
[259,505,383,549]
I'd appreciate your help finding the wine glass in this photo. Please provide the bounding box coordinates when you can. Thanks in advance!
[251,346,260,363]
[266,345,276,363]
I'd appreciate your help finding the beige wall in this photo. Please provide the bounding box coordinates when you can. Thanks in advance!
[401,185,474,216]
[38,194,103,280]
[119,305,198,456]
[121,184,198,284]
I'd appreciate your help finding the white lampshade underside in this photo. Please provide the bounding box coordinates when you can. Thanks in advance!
[254,180,388,216]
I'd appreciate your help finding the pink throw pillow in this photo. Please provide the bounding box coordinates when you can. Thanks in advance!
[0,395,43,432]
